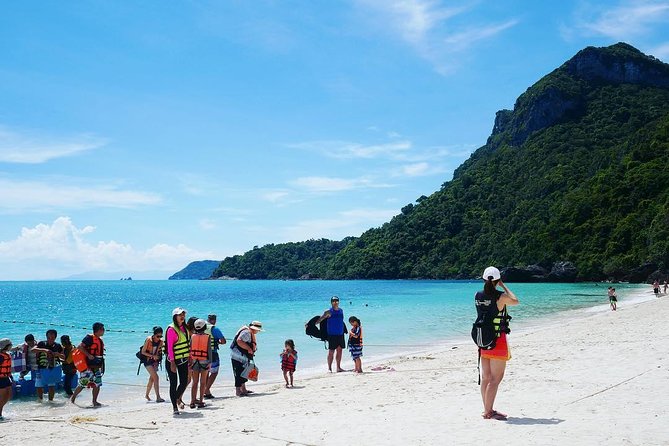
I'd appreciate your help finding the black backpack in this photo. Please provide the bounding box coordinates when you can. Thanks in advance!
[471,291,500,350]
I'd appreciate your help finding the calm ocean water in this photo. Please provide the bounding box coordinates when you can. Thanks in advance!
[0,280,645,392]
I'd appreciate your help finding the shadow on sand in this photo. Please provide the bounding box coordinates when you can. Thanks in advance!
[505,417,564,425]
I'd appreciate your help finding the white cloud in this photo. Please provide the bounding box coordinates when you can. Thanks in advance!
[261,190,291,203]
[290,176,392,192]
[0,178,161,212]
[0,126,106,164]
[353,0,518,74]
[443,20,519,52]
[0,217,214,280]
[287,140,412,159]
[566,1,669,40]
[281,208,399,241]
[199,218,217,230]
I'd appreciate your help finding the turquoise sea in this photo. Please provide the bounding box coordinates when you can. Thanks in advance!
[0,280,646,393]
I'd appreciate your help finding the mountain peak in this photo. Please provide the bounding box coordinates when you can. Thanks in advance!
[564,42,669,87]
[486,42,669,148]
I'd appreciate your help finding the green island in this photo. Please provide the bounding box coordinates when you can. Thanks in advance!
[209,43,669,282]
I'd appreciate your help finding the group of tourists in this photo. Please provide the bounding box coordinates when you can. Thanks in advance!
[0,322,106,420]
[2,272,521,423]
[0,299,366,420]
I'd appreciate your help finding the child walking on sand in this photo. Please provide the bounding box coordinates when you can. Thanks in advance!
[280,339,297,388]
[348,316,363,373]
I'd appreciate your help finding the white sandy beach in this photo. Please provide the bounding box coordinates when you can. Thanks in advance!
[3,290,668,446]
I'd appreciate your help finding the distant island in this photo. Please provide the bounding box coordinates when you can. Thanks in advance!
[175,43,669,284]
[168,260,222,280]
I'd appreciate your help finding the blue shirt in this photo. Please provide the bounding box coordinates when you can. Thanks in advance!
[211,326,224,351]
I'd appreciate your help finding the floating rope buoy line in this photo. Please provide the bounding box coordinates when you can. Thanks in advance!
[0,319,151,334]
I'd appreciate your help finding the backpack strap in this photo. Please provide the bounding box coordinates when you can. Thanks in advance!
[477,349,481,386]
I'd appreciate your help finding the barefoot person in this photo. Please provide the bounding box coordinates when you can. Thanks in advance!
[70,322,106,408]
[32,329,64,401]
[315,296,346,372]
[0,338,14,421]
[476,267,519,421]
[141,326,165,402]
[280,339,297,388]
[166,308,190,415]
[348,316,363,373]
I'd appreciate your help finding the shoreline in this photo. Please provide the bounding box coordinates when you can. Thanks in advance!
[6,284,667,444]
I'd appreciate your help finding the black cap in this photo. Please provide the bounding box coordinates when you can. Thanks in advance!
[331,295,340,302]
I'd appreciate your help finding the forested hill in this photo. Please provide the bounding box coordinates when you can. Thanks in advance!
[212,43,669,282]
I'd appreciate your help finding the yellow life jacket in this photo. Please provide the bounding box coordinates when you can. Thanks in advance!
[169,324,190,361]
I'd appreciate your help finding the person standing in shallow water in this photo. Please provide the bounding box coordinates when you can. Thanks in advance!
[315,296,346,372]
[71,322,105,407]
[476,267,519,421]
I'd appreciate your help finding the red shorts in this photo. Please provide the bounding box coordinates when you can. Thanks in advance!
[480,332,511,361]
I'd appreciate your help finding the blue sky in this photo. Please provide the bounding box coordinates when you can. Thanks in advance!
[0,0,668,279]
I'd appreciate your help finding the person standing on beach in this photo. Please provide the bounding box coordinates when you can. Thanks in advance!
[189,319,212,408]
[230,321,262,396]
[70,322,105,407]
[476,266,519,421]
[0,338,14,421]
[141,326,165,402]
[32,329,64,401]
[608,287,617,311]
[315,296,346,372]
[653,280,660,297]
[60,335,76,396]
[203,314,226,400]
[166,308,190,415]
[348,316,363,373]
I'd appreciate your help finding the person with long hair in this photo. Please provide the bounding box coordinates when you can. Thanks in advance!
[476,266,519,421]
[142,326,165,402]
[166,308,190,415]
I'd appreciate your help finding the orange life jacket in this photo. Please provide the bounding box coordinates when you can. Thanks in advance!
[190,333,210,361]
[88,335,104,357]
[0,352,11,378]
[72,348,89,372]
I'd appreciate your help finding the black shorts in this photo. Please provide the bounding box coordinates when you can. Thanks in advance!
[0,377,11,389]
[328,334,345,351]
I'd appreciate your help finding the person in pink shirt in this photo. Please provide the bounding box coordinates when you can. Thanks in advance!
[166,308,190,415]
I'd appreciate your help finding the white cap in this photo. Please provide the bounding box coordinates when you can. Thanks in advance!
[482,266,501,281]
[172,307,187,316]
[194,319,207,330]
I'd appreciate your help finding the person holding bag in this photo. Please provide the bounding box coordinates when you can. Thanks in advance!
[230,321,263,396]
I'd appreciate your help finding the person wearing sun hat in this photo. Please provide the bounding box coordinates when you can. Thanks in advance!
[230,320,263,396]
[166,307,190,415]
[315,296,346,372]
[475,266,519,421]
[0,338,13,421]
